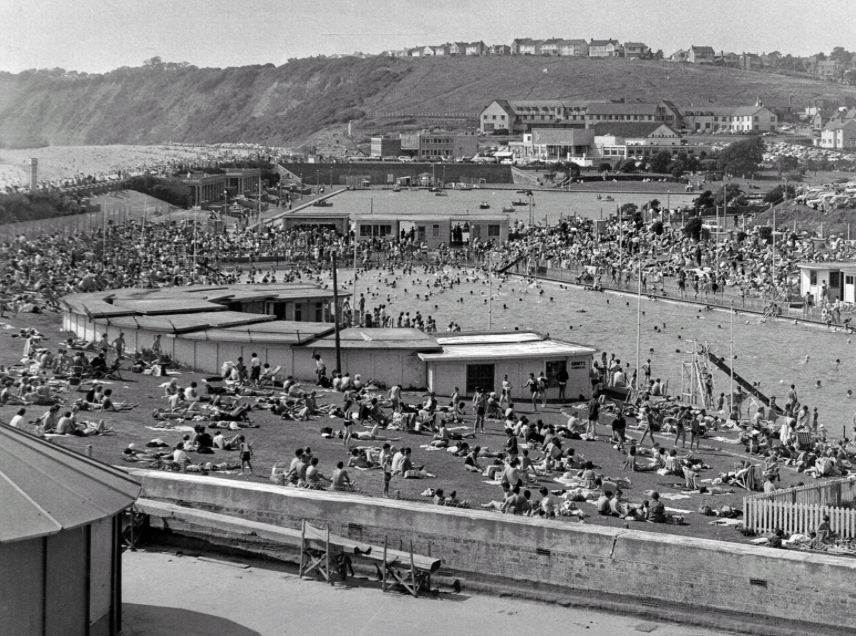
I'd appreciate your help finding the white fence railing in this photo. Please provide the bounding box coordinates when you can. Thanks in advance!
[743,499,856,539]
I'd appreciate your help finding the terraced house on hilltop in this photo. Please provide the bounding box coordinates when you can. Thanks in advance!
[588,39,620,57]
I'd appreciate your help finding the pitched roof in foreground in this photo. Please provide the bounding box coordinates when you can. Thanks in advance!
[0,426,140,543]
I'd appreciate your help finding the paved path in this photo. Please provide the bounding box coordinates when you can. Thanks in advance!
[122,550,736,636]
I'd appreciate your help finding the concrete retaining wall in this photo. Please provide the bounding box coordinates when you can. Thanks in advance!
[288,163,513,186]
[133,470,856,636]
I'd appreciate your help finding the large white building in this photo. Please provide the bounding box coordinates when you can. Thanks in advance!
[509,123,690,165]
[680,105,778,133]
[819,120,856,150]
[479,99,681,134]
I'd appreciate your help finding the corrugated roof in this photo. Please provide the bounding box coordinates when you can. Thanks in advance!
[112,298,224,315]
[532,128,595,146]
[310,328,442,351]
[435,332,544,345]
[179,321,335,345]
[106,311,276,334]
[0,426,140,543]
[587,103,661,116]
[419,339,597,362]
[592,122,676,139]
[798,261,856,272]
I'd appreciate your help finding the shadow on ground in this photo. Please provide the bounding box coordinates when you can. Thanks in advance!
[122,604,261,636]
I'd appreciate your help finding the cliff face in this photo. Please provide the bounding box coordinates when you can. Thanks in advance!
[2,55,854,148]
[0,57,410,147]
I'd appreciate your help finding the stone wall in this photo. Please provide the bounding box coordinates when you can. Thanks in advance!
[134,470,856,636]
[288,163,513,185]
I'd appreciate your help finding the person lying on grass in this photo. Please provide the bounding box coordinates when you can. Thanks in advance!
[100,388,137,412]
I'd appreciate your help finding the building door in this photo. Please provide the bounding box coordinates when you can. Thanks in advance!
[845,275,855,304]
[545,360,567,388]
[830,271,842,302]
[466,363,495,394]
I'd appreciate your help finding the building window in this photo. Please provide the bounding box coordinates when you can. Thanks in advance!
[360,224,392,237]
[488,224,500,237]
[810,271,817,285]
[432,224,440,237]
[466,363,495,394]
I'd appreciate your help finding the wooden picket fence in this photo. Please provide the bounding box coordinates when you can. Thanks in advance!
[748,478,856,507]
[743,499,856,539]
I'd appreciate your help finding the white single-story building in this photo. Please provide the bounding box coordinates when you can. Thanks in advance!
[798,261,856,305]
[418,332,597,400]
[61,288,597,396]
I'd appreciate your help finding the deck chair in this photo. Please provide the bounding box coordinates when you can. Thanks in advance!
[734,463,760,491]
[796,431,813,450]
[258,365,281,387]
[299,521,333,585]
[381,538,435,598]
[93,359,123,381]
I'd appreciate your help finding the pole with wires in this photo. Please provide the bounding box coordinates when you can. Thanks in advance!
[635,257,642,389]
[730,300,735,418]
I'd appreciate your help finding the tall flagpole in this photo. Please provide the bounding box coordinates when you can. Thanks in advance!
[488,251,493,329]
[618,199,622,286]
[635,257,642,390]
[730,300,734,417]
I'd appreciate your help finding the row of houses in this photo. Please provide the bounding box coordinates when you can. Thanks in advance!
[479,99,778,135]
[817,108,856,150]
[385,38,649,59]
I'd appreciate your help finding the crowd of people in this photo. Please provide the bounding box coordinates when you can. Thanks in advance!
[1,192,854,550]
[496,213,856,311]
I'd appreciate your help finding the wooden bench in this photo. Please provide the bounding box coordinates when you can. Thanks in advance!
[359,538,441,598]
[134,499,441,595]
[298,521,372,584]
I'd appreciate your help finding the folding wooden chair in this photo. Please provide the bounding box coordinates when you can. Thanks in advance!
[259,365,282,387]
[380,538,438,598]
[298,521,333,585]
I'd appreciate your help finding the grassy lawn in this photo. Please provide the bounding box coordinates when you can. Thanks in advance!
[1,307,822,545]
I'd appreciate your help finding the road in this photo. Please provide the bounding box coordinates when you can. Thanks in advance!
[122,549,736,636]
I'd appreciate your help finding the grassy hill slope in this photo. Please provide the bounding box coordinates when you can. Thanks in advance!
[2,56,855,148]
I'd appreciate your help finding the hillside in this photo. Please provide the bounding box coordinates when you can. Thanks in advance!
[2,56,856,148]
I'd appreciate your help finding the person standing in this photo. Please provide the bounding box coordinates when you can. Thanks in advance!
[249,352,261,385]
[238,436,253,475]
[98,333,110,361]
[313,353,326,385]
[111,332,126,360]
[472,387,486,433]
[689,410,703,452]
[537,371,549,408]
[673,407,688,448]
[500,374,513,407]
[525,373,539,412]
[556,367,569,403]
[586,393,600,440]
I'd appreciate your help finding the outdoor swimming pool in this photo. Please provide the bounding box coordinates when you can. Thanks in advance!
[332,265,856,436]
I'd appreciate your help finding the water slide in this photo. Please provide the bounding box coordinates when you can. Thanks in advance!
[510,167,539,186]
[496,251,529,275]
[706,352,783,414]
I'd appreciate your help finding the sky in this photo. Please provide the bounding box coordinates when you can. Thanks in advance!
[0,0,853,74]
